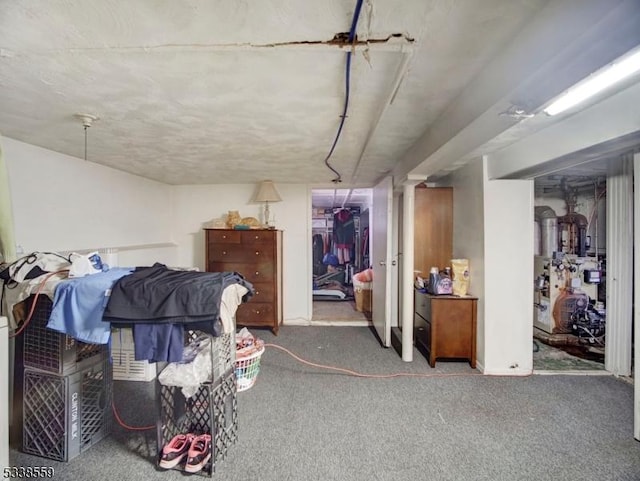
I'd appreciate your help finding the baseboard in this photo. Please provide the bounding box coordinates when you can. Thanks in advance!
[533,369,612,376]
[283,319,372,327]
[482,367,533,376]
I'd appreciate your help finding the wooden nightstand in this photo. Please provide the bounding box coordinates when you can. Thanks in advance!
[414,291,477,368]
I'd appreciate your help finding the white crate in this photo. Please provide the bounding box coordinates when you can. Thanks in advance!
[111,328,156,382]
[112,348,156,382]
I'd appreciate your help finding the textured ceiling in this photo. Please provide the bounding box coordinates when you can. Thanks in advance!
[0,0,549,185]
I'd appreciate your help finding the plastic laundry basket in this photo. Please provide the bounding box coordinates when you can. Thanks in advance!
[234,346,265,392]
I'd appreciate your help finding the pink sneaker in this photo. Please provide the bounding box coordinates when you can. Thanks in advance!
[159,433,195,469]
[184,434,212,474]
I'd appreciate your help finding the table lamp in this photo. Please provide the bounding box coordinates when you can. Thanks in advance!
[254,180,282,227]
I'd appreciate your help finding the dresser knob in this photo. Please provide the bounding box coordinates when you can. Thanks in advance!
[222,251,227,255]
[255,310,260,315]
[222,235,226,239]
[255,235,259,239]
[255,271,259,276]
[255,251,260,255]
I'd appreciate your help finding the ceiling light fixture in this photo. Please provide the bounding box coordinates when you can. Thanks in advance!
[74,113,99,160]
[499,105,534,120]
[544,45,640,116]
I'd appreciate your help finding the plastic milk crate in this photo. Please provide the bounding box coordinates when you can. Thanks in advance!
[157,371,237,477]
[186,330,235,382]
[22,358,113,462]
[23,295,106,375]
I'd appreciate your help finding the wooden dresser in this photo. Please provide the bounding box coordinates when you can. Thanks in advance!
[414,291,477,368]
[205,229,283,334]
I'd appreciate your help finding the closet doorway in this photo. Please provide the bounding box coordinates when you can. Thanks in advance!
[311,188,373,324]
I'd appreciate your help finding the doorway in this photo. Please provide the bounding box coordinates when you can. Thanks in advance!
[311,188,372,324]
[532,160,613,372]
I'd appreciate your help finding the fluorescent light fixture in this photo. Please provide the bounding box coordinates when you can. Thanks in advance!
[544,46,640,116]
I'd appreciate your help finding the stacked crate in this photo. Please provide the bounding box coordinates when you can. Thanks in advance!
[156,332,237,477]
[20,295,112,462]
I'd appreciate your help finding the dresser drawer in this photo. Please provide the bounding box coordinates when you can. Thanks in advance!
[208,262,275,283]
[207,230,241,244]
[250,282,275,302]
[208,244,274,263]
[236,302,274,326]
[241,230,275,244]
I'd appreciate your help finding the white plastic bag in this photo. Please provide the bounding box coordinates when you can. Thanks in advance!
[69,251,107,278]
[158,335,212,398]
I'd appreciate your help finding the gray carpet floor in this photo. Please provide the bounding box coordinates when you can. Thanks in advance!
[10,326,640,480]
[312,300,370,321]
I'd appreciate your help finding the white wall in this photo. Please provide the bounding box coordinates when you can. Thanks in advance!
[3,138,314,323]
[2,137,177,265]
[171,183,311,322]
[447,158,486,369]
[482,157,534,375]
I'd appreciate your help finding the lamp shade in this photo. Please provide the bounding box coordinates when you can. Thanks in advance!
[254,180,282,203]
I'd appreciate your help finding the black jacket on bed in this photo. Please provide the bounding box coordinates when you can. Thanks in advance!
[104,263,254,324]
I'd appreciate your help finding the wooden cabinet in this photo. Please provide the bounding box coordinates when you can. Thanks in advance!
[414,291,477,368]
[414,186,452,277]
[205,229,283,335]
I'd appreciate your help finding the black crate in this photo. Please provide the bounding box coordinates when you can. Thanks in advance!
[22,358,113,462]
[23,295,106,375]
[157,371,237,476]
[185,331,235,382]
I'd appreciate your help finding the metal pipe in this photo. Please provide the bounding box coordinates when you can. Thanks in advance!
[350,49,414,183]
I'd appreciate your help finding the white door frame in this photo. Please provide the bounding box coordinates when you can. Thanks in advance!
[371,176,393,346]
[399,176,427,361]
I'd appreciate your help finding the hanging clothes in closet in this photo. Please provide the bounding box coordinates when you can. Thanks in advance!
[333,208,355,265]
[361,226,370,269]
[312,233,327,276]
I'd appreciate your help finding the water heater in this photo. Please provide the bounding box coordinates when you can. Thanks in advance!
[534,206,558,258]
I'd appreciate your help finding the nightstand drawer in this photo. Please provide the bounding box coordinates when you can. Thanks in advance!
[415,291,430,320]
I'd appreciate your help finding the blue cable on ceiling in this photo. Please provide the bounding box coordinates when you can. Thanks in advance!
[323,0,364,183]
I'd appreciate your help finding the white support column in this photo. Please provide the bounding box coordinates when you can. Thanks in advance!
[400,176,426,362]
[633,152,640,440]
[605,154,633,376]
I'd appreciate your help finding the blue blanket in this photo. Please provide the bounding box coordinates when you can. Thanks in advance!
[46,267,134,344]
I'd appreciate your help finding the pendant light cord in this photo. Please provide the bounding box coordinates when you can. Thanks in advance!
[323,0,364,183]
[84,125,88,161]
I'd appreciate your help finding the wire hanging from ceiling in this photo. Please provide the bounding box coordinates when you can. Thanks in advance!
[323,0,364,184]
[74,113,98,161]
[84,124,88,160]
